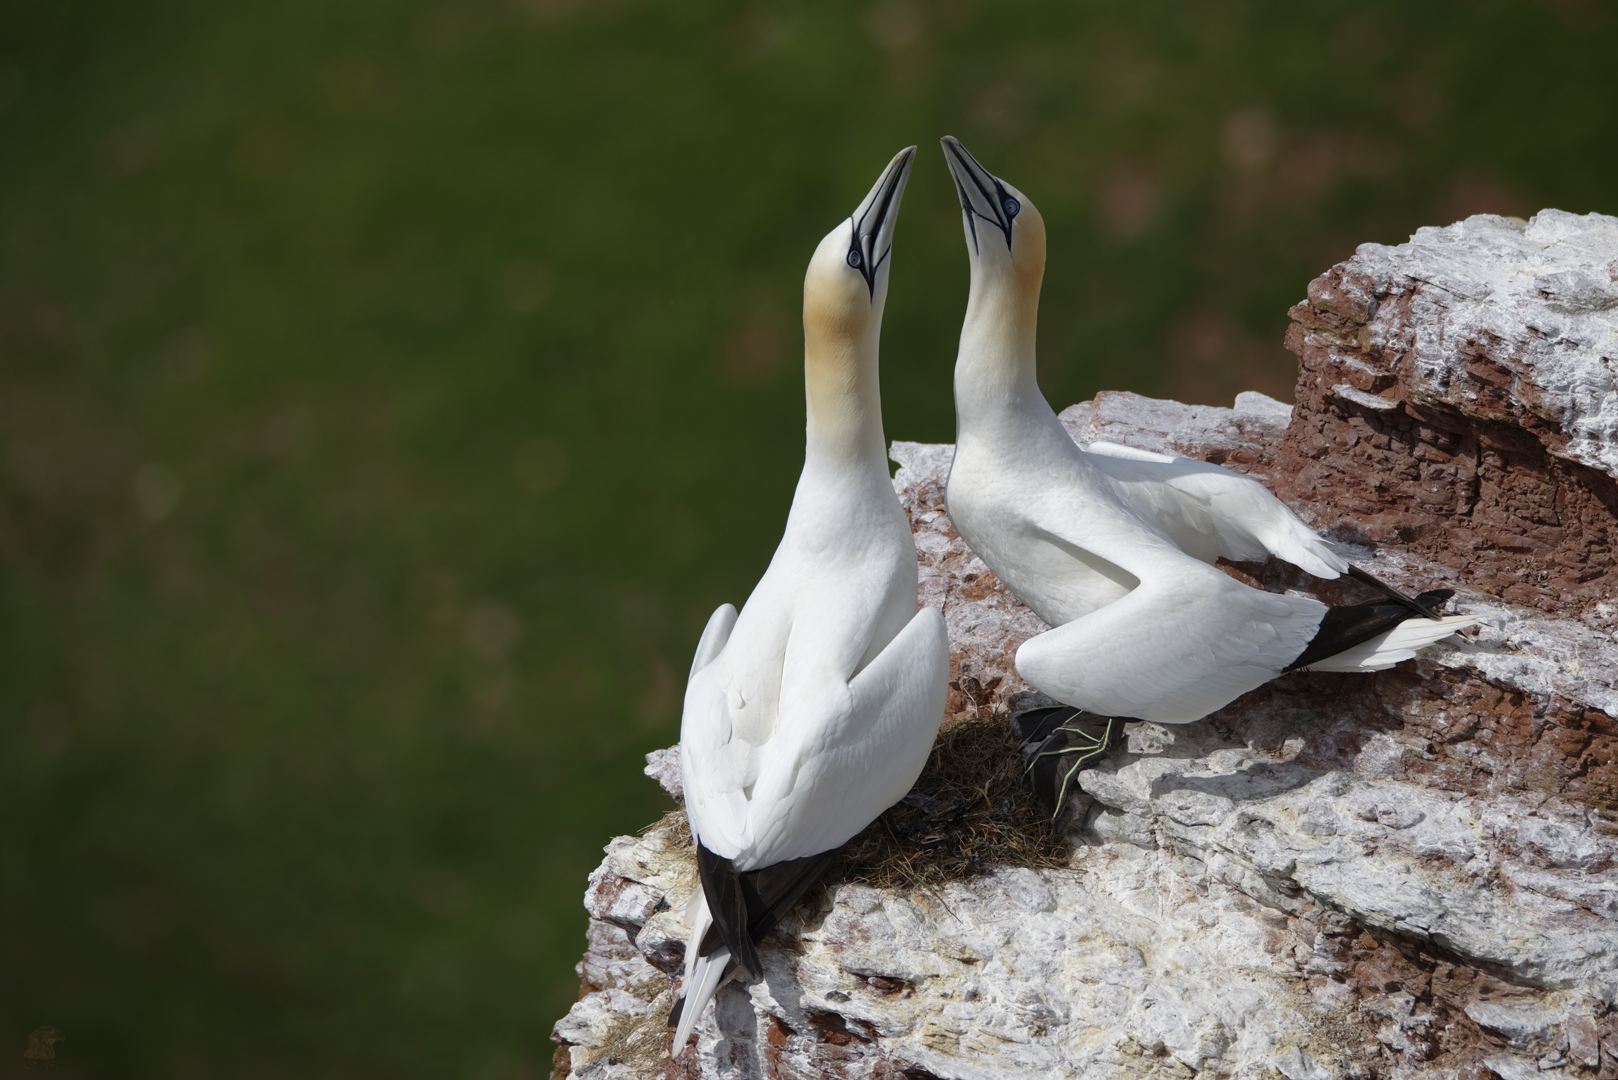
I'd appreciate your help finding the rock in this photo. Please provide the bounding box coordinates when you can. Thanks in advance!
[553,213,1618,1080]
[643,747,683,805]
[1273,209,1618,612]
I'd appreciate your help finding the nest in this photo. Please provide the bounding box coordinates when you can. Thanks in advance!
[832,709,1071,890]
[639,806,693,848]
[642,710,1071,906]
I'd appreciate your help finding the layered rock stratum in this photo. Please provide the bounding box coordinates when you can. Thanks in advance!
[552,211,1618,1080]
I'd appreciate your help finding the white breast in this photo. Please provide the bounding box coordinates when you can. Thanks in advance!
[947,423,1140,625]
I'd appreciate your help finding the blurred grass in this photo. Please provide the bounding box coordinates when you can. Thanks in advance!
[1,0,1615,1076]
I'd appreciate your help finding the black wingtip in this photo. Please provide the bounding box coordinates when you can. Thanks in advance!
[696,843,763,979]
[694,842,839,985]
[1347,564,1446,620]
[1284,586,1460,672]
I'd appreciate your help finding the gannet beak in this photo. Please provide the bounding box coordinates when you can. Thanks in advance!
[940,135,1019,255]
[846,145,917,298]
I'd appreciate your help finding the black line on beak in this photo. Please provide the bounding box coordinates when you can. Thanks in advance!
[943,138,1015,253]
[848,151,911,299]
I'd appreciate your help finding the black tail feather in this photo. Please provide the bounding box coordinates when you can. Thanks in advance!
[739,850,838,948]
[1012,706,1127,819]
[695,843,755,975]
[1285,588,1454,672]
[693,843,837,982]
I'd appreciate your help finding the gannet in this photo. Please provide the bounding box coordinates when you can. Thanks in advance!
[937,135,1478,812]
[670,146,949,1051]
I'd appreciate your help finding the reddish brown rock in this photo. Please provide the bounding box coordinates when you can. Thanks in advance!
[1272,211,1618,616]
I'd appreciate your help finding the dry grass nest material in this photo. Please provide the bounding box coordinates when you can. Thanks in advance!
[641,712,1069,893]
[834,710,1070,888]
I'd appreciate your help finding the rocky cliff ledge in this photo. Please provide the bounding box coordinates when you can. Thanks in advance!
[552,211,1618,1080]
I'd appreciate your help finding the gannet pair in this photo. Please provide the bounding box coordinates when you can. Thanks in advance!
[671,147,949,1050]
[670,138,1478,1048]
[937,136,1478,813]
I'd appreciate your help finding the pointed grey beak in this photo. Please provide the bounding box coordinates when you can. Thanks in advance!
[940,135,1019,254]
[847,146,916,297]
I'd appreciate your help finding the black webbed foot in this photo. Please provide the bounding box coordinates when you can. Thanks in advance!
[1011,706,1128,819]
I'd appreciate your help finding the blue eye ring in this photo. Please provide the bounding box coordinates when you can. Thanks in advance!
[1003,197,1020,218]
[847,249,863,268]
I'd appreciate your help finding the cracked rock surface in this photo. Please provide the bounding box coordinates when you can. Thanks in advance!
[1273,209,1618,612]
[553,213,1618,1080]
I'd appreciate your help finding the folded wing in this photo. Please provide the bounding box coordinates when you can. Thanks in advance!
[741,605,949,867]
[1015,530,1326,724]
[1083,444,1348,579]
[688,603,738,678]
[680,662,766,861]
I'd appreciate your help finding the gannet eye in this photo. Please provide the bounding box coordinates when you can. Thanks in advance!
[847,249,863,268]
[1003,197,1020,219]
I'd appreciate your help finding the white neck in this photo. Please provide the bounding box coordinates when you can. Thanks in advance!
[953,267,1050,432]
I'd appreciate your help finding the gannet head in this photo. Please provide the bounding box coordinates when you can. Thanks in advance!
[803,146,916,351]
[939,135,1046,298]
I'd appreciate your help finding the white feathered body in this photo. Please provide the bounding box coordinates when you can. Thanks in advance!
[935,135,1476,726]
[680,455,947,871]
[946,382,1343,611]
[946,375,1469,724]
[672,145,949,1053]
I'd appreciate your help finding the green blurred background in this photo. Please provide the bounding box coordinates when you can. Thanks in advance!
[2,0,1614,1075]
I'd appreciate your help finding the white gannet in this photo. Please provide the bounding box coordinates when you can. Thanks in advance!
[936,135,1478,812]
[669,146,949,1050]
